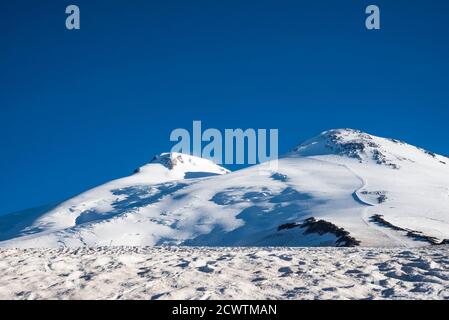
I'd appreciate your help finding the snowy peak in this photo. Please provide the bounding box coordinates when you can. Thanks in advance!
[292,128,399,168]
[291,128,448,169]
[151,153,229,173]
[135,152,230,180]
[1,129,448,249]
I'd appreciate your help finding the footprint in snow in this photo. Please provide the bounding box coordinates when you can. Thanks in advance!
[381,288,395,298]
[278,267,293,276]
[277,254,292,261]
[198,265,214,273]
[216,254,232,261]
[137,267,152,277]
[151,292,168,300]
[176,260,190,268]
[345,269,364,275]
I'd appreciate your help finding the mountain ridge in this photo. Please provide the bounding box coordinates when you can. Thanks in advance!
[1,128,449,248]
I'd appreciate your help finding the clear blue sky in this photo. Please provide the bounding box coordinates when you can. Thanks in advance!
[1,0,448,215]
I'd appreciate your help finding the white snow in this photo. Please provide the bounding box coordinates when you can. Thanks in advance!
[1,129,449,248]
[1,246,449,300]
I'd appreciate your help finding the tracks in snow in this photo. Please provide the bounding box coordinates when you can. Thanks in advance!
[312,158,412,247]
[342,164,415,247]
[2,246,449,300]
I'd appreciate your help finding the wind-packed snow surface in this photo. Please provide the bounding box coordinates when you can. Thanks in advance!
[1,129,449,248]
[1,246,449,300]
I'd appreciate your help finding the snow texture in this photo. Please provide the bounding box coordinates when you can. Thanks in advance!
[1,246,449,300]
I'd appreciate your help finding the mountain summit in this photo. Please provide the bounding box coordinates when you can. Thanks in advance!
[1,129,448,248]
[292,128,447,169]
[136,152,229,181]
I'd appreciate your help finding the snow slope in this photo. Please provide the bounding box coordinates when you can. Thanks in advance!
[1,246,449,300]
[1,129,449,248]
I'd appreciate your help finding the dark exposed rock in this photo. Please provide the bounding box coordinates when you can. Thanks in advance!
[361,191,388,203]
[293,130,413,170]
[325,131,400,169]
[370,214,404,232]
[324,132,368,161]
[277,222,300,231]
[389,138,405,145]
[405,231,440,245]
[370,214,449,245]
[300,218,361,247]
[366,141,379,148]
[278,217,360,247]
[152,154,185,170]
[372,150,400,169]
[424,150,436,158]
[271,172,288,182]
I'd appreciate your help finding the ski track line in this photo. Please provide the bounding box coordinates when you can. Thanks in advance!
[341,163,410,247]
[311,158,408,247]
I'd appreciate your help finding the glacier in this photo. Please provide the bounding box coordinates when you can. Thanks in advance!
[1,128,449,248]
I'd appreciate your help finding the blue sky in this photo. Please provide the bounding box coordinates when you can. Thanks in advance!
[1,0,449,215]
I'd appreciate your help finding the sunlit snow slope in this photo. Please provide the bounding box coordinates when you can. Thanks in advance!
[1,129,449,248]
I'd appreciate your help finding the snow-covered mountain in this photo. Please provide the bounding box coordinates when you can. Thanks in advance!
[1,129,449,248]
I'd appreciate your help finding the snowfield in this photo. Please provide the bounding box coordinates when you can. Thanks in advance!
[1,129,449,248]
[1,246,449,300]
[1,129,449,300]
